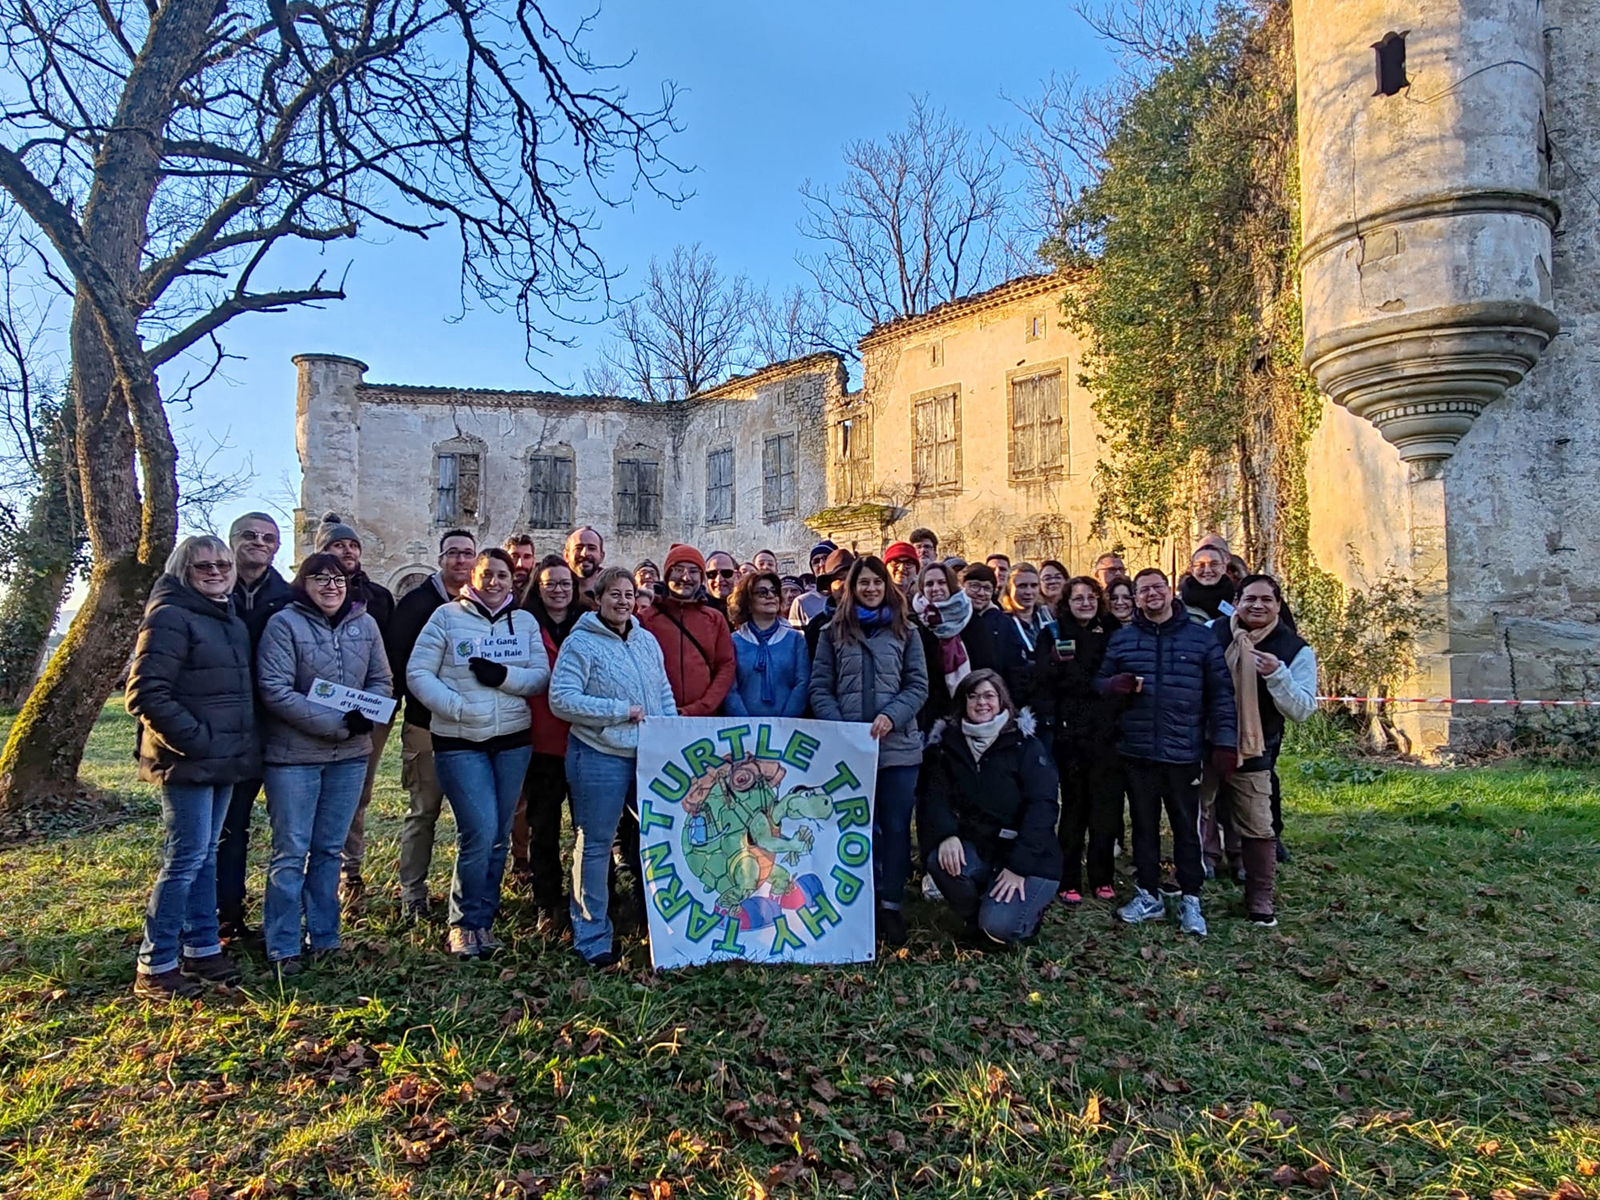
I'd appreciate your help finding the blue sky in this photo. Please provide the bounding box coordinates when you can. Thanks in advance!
[187,0,1117,531]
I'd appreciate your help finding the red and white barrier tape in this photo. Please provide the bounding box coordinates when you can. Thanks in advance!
[1317,696,1600,707]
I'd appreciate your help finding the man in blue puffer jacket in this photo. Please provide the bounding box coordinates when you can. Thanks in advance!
[1096,567,1237,937]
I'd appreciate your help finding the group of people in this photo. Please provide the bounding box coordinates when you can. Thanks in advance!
[125,511,1316,999]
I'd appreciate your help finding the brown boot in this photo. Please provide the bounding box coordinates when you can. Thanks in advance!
[134,968,204,1000]
[181,951,243,985]
[1241,838,1278,925]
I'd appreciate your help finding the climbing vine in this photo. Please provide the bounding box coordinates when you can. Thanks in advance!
[1050,0,1322,583]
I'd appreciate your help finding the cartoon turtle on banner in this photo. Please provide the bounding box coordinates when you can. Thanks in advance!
[680,754,832,931]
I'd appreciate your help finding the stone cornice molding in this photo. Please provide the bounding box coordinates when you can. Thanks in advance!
[1300,190,1560,266]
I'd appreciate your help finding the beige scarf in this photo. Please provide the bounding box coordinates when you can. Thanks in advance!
[1224,612,1277,763]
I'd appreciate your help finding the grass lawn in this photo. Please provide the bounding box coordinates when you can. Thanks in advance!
[0,703,1597,1199]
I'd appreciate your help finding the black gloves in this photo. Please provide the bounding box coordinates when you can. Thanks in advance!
[343,709,374,735]
[468,656,508,688]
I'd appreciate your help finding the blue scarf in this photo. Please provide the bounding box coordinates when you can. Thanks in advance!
[748,620,782,705]
[855,604,894,629]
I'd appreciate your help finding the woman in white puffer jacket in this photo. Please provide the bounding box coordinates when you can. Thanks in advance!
[548,566,677,968]
[407,548,549,959]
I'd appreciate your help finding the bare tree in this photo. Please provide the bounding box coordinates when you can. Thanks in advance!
[798,96,1011,354]
[1001,72,1127,269]
[747,284,833,368]
[590,244,759,402]
[1078,0,1221,70]
[0,0,681,808]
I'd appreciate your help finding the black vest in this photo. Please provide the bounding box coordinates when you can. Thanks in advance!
[1213,618,1307,770]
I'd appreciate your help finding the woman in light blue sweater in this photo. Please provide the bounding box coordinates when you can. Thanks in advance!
[724,571,810,718]
[547,567,678,967]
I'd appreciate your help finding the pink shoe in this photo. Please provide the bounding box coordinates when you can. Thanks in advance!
[1094,886,1116,901]
[1058,888,1083,905]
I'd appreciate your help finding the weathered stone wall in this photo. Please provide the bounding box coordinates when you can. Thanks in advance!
[1438,0,1600,743]
[815,276,1115,567]
[295,355,845,592]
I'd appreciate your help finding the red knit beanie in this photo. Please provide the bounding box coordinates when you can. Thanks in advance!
[663,543,706,575]
[883,541,919,565]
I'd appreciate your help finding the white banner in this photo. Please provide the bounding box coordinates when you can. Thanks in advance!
[449,629,533,665]
[634,716,879,969]
[306,678,396,724]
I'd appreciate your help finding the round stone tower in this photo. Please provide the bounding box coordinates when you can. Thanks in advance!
[293,353,369,559]
[1294,0,1558,462]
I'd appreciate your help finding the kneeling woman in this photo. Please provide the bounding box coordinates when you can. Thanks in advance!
[918,670,1061,947]
[407,549,549,959]
[256,554,392,975]
[547,567,678,968]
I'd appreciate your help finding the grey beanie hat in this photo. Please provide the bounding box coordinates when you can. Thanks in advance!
[316,512,360,551]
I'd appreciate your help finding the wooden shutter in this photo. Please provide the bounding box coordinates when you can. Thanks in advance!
[935,393,957,486]
[779,434,795,515]
[913,398,934,486]
[640,460,661,529]
[617,460,638,529]
[553,454,574,527]
[1011,379,1037,475]
[528,456,550,528]
[1038,373,1063,470]
[436,454,458,522]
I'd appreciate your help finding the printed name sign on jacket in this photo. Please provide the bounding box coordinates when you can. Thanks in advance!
[635,716,879,969]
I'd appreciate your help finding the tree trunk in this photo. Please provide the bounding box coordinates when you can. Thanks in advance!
[0,305,161,813]
[0,401,85,709]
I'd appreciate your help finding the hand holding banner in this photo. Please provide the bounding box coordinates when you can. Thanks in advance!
[306,678,397,724]
[635,716,879,969]
[450,629,532,665]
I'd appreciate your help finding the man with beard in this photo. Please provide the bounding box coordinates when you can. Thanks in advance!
[216,511,293,941]
[390,528,477,919]
[564,526,605,609]
[315,514,398,905]
[804,548,855,659]
[503,534,538,600]
[703,550,739,620]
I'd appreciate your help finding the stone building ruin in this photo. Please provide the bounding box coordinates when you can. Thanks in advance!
[298,0,1600,753]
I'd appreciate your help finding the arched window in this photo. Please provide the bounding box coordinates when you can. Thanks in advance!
[1373,31,1408,97]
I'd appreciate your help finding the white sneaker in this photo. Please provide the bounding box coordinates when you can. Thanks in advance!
[921,874,943,901]
[1177,895,1208,938]
[1117,888,1166,924]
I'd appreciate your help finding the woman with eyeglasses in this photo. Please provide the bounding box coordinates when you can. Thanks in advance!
[809,555,929,947]
[994,562,1056,726]
[125,536,262,999]
[255,554,392,977]
[513,555,583,925]
[724,571,810,718]
[1105,576,1137,627]
[407,549,550,960]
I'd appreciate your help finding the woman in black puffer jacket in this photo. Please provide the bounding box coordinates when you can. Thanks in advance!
[918,670,1061,948]
[1045,576,1123,905]
[125,535,262,1000]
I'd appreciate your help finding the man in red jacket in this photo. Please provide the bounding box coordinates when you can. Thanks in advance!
[641,543,736,716]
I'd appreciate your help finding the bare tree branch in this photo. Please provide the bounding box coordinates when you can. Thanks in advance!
[798,95,1012,356]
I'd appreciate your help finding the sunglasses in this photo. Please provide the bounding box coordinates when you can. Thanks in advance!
[192,561,233,575]
[710,569,737,579]
[751,586,779,598]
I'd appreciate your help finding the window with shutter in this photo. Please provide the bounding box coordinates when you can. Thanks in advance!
[706,447,734,525]
[763,433,797,520]
[528,451,575,529]
[1010,371,1064,478]
[456,453,481,519]
[619,458,662,531]
[912,390,960,490]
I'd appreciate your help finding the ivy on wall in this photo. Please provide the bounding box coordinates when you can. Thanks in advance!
[1048,0,1321,582]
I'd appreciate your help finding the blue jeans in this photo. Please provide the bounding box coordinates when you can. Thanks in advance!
[434,743,533,930]
[925,839,1056,944]
[262,759,367,962]
[874,764,921,909]
[139,783,234,973]
[565,735,635,961]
